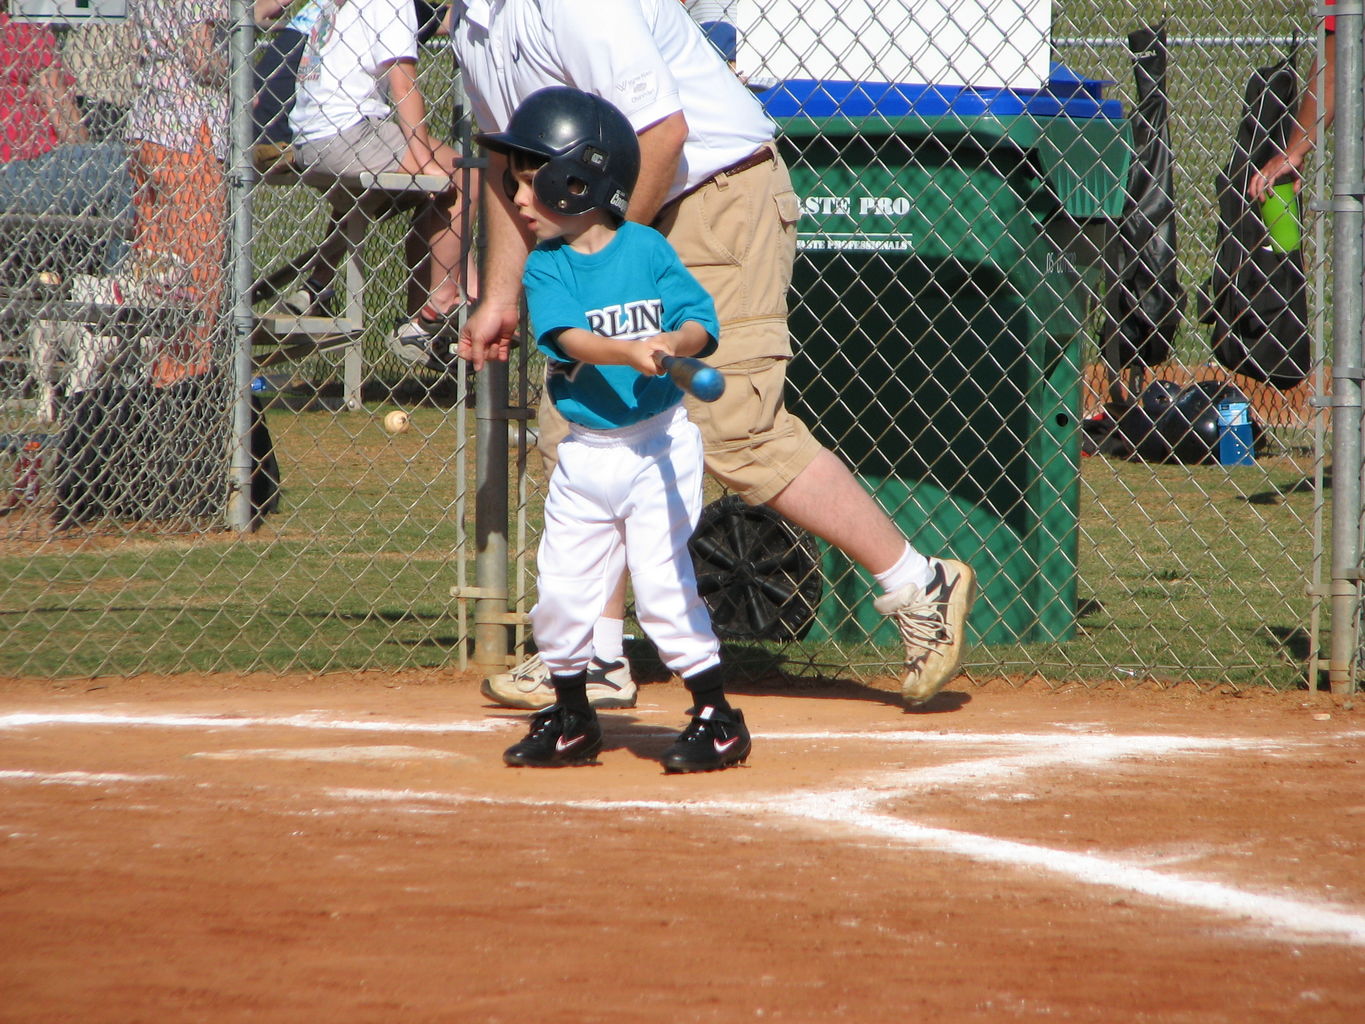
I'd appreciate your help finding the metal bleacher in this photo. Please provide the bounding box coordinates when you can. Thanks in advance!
[250,162,455,410]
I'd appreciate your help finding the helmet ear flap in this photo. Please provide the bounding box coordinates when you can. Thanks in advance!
[532,163,595,217]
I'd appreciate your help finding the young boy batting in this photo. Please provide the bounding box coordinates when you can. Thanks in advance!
[471,86,750,772]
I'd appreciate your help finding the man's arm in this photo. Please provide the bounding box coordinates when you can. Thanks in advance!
[384,58,451,176]
[254,0,293,28]
[1250,32,1335,200]
[185,19,229,87]
[458,149,535,369]
[625,112,688,225]
[36,66,87,146]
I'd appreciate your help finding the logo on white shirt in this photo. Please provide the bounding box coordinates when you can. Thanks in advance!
[613,68,658,113]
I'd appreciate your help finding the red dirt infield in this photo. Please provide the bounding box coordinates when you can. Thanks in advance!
[1,671,1361,1023]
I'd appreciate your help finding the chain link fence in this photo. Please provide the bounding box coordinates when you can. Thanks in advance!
[0,1,1356,694]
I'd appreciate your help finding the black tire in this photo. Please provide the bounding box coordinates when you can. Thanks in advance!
[689,495,823,642]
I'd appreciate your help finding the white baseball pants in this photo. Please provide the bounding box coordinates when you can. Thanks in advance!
[531,404,721,680]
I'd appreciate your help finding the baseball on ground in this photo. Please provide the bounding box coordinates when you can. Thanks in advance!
[383,410,411,434]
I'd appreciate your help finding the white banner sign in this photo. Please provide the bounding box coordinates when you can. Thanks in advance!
[738,0,1050,90]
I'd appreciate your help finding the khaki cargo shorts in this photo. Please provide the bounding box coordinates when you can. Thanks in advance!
[537,147,823,506]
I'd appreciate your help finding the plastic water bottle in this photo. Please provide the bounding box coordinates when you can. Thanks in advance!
[1217,401,1255,465]
[1260,182,1301,253]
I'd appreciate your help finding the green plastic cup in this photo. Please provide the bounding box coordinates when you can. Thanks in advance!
[1261,181,1302,253]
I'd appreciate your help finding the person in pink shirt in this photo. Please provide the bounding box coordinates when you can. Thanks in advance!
[0,1,131,270]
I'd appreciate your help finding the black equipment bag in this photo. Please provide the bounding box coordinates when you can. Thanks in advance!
[1198,48,1311,389]
[54,379,279,531]
[1101,24,1185,369]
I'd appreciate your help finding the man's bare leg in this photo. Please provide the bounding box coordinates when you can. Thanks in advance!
[416,191,466,313]
[765,448,976,705]
[762,447,907,574]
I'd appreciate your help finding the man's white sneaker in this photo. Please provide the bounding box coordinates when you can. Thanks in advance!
[480,653,636,710]
[873,558,977,705]
[584,656,637,709]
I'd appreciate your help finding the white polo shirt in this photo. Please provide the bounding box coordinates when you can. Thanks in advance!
[450,0,774,202]
[290,0,419,146]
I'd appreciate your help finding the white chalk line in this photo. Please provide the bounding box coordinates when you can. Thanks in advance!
[848,734,1261,792]
[3,709,1361,945]
[189,745,471,763]
[0,768,168,786]
[806,798,1365,946]
[326,782,1365,947]
[0,710,509,734]
[0,711,1318,751]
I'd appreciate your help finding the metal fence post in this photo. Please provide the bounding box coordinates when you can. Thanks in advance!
[447,55,510,671]
[1329,2,1364,693]
[473,357,511,669]
[227,0,256,532]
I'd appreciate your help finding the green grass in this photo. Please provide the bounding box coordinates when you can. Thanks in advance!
[0,404,1323,688]
[0,402,479,677]
[759,451,1321,691]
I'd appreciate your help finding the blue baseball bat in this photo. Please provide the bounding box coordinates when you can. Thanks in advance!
[658,355,725,403]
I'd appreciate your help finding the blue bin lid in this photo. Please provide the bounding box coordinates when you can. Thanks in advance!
[759,63,1123,121]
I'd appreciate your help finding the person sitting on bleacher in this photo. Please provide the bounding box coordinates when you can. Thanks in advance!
[288,0,472,361]
[0,1,132,275]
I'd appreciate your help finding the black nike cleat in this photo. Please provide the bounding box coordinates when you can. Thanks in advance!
[503,704,603,767]
[660,705,751,773]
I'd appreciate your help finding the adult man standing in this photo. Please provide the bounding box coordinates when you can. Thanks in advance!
[453,0,975,710]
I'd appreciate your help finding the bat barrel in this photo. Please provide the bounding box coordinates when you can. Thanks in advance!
[660,355,725,403]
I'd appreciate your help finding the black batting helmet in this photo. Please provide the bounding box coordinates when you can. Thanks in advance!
[476,87,640,220]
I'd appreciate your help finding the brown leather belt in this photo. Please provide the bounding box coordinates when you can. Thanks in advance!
[711,145,776,180]
[657,145,776,217]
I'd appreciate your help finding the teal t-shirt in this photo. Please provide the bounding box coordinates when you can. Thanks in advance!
[524,222,719,430]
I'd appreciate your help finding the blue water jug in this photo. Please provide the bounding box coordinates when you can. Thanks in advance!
[1217,401,1255,465]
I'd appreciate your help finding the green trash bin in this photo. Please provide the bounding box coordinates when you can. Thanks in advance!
[766,74,1131,646]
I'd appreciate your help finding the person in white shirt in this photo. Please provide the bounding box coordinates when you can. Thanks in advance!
[453,0,976,713]
[289,0,472,344]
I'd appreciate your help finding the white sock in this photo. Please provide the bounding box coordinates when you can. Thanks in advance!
[592,617,626,663]
[874,542,935,595]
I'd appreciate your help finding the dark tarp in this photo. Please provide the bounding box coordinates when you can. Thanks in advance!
[54,380,279,531]
[1198,48,1312,389]
[1101,24,1186,370]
